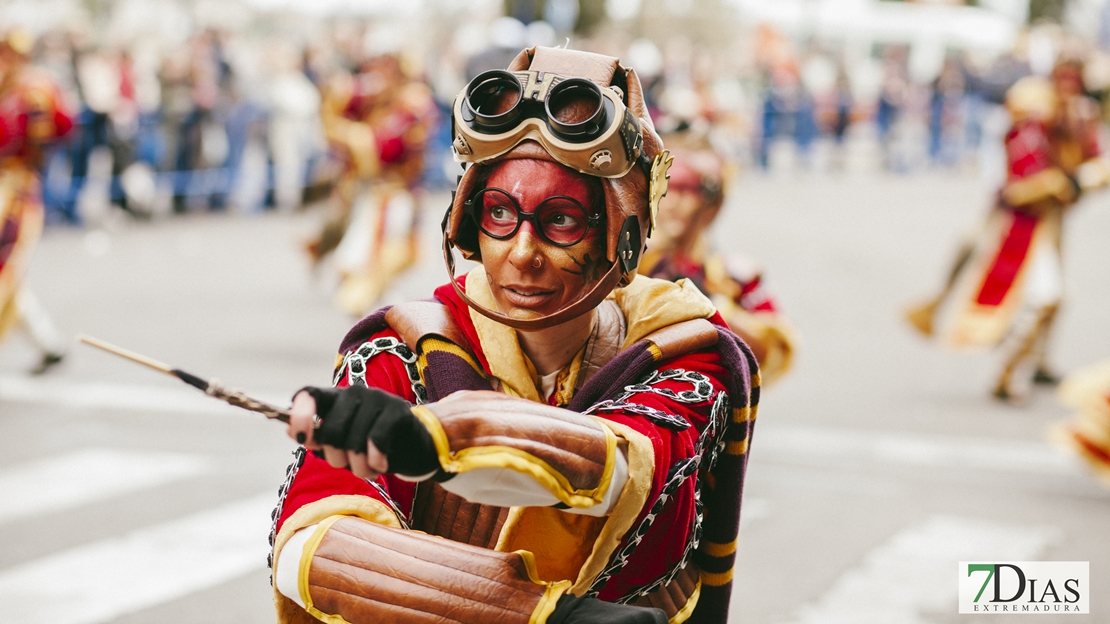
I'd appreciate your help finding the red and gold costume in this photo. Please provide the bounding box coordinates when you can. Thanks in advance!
[640,133,795,384]
[906,66,1110,399]
[0,32,73,368]
[1053,360,1110,489]
[271,276,757,623]
[311,54,437,315]
[270,47,760,624]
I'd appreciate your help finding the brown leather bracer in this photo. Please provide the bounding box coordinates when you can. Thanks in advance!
[306,517,563,624]
[421,390,611,493]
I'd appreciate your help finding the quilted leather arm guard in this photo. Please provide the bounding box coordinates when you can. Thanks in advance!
[412,390,620,509]
[299,516,568,623]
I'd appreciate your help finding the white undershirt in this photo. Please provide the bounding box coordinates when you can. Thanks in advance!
[539,369,561,401]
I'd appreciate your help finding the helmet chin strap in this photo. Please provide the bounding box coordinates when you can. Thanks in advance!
[442,229,625,331]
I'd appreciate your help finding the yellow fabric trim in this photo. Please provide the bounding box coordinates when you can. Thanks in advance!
[569,420,656,594]
[732,406,753,424]
[611,275,716,350]
[412,405,618,508]
[465,267,543,402]
[701,538,738,558]
[529,579,574,624]
[299,516,352,624]
[495,508,606,582]
[553,346,587,406]
[418,336,486,383]
[669,578,702,624]
[700,568,733,587]
[726,438,748,455]
[270,495,402,586]
[646,342,663,361]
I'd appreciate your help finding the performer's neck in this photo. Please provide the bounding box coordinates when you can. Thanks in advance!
[516,308,598,376]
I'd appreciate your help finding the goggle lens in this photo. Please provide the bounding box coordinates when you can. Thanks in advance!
[475,188,595,246]
[547,81,603,127]
[465,71,523,128]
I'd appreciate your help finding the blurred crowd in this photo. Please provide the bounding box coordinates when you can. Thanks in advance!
[7,2,1110,228]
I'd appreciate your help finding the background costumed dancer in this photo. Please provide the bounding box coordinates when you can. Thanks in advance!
[641,128,796,385]
[905,59,1110,402]
[270,46,760,624]
[0,30,73,374]
[308,53,436,316]
[1052,360,1110,489]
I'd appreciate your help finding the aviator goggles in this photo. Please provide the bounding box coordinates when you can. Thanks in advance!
[465,187,602,247]
[452,69,645,177]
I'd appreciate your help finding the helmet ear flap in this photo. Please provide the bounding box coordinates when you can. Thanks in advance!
[446,164,490,260]
[616,216,643,280]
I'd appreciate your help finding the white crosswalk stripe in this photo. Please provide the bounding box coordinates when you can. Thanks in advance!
[0,448,211,525]
[785,515,1060,624]
[0,493,274,624]
[757,423,1083,476]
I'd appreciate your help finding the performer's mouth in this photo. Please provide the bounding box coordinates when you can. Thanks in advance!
[502,285,557,308]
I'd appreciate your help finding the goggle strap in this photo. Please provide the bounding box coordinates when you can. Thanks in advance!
[441,227,624,331]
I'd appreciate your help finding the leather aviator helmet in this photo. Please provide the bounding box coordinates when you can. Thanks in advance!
[443,46,671,330]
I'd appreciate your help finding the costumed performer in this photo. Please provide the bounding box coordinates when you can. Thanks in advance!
[0,29,74,374]
[270,46,760,624]
[640,128,796,385]
[905,58,1110,403]
[308,53,437,316]
[1052,360,1110,490]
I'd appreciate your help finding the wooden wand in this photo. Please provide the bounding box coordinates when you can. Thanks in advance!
[78,335,293,424]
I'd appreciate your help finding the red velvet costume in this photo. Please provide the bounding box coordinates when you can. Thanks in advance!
[271,274,759,623]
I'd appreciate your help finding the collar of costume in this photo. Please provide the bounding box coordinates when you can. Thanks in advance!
[461,268,715,401]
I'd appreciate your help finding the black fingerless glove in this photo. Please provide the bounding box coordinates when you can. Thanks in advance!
[547,594,667,624]
[301,386,439,477]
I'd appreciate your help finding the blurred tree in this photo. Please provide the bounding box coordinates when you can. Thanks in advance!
[1029,0,1069,23]
[575,0,608,35]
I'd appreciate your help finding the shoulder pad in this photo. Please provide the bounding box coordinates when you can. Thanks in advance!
[641,318,718,361]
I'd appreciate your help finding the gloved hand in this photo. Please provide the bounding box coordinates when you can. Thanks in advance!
[548,594,667,624]
[289,386,439,480]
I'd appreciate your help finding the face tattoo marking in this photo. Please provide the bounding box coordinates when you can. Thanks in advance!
[561,251,609,284]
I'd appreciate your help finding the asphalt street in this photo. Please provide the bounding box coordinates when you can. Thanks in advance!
[1,166,1107,623]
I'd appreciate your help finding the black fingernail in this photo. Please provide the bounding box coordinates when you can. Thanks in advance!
[296,432,306,444]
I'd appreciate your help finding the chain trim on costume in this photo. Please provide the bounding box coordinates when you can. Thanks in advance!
[589,400,691,431]
[366,478,412,530]
[620,369,716,403]
[330,337,427,526]
[584,364,731,600]
[584,368,715,431]
[268,446,307,572]
[333,337,428,405]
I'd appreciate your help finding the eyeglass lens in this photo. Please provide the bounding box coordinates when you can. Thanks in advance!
[476,188,594,246]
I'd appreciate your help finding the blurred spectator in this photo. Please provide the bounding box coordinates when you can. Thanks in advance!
[877,46,909,171]
[928,55,966,167]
